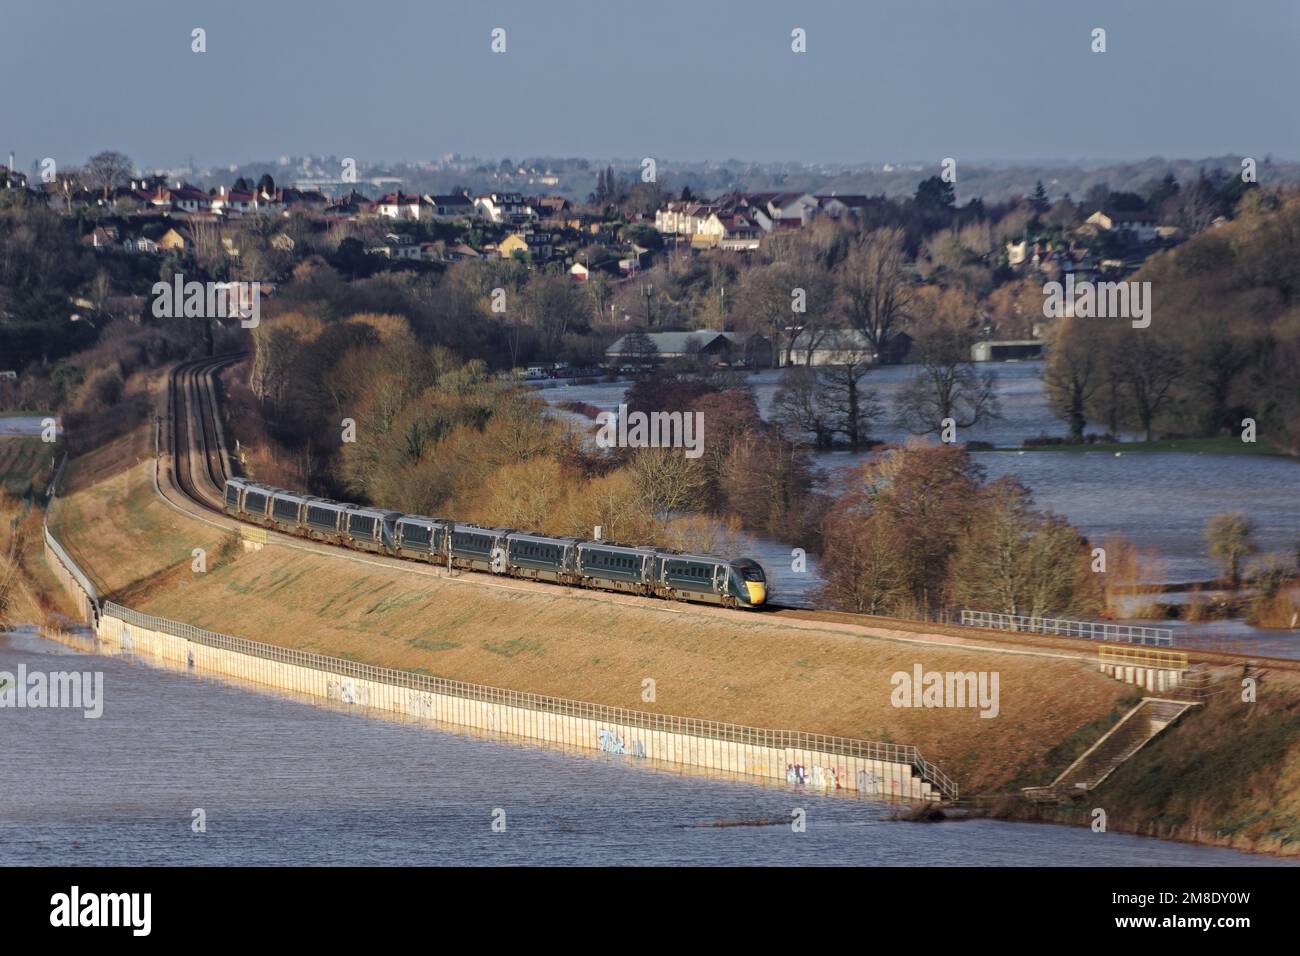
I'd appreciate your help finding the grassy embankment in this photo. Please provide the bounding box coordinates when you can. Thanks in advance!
[996,675,1300,856]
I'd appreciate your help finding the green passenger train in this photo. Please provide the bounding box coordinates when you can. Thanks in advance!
[223,477,769,609]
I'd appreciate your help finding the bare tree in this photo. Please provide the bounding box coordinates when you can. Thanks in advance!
[771,366,834,449]
[840,227,915,357]
[1043,317,1098,441]
[84,150,133,203]
[894,327,1000,436]
[819,351,881,452]
[630,447,706,515]
[1120,332,1182,441]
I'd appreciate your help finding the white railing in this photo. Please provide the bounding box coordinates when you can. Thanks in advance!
[960,609,1173,647]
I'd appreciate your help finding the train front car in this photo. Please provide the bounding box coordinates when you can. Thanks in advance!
[728,558,768,607]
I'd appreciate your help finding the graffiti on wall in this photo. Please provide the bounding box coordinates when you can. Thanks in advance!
[857,769,881,795]
[326,676,369,706]
[408,689,434,719]
[598,729,626,755]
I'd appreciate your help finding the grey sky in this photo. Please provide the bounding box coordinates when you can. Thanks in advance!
[3,0,1296,168]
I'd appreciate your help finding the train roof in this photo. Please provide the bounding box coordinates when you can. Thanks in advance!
[347,505,403,519]
[578,541,658,556]
[395,514,444,526]
[508,531,579,545]
[662,552,729,565]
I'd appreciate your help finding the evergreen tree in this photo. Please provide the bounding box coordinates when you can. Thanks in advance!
[1030,180,1050,213]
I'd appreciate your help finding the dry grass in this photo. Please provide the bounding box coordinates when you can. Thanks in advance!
[53,459,229,598]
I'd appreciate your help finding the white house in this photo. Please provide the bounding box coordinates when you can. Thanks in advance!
[210,186,258,216]
[782,329,877,366]
[474,192,535,225]
[368,233,421,260]
[377,192,424,220]
[170,185,212,215]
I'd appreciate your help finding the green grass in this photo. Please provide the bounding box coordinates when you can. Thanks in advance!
[409,638,461,652]
[482,638,543,658]
[995,437,1293,457]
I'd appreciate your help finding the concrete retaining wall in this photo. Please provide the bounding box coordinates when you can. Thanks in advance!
[1099,661,1182,693]
[97,612,939,802]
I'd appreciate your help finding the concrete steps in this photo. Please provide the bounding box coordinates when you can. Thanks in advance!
[1024,697,1198,801]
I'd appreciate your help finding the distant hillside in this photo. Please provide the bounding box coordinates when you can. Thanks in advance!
[201,155,1300,207]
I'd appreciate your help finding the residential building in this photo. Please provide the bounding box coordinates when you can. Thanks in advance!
[170,184,212,215]
[426,193,476,220]
[499,231,555,261]
[368,233,421,260]
[604,330,768,367]
[377,192,424,220]
[158,228,187,252]
[474,192,536,225]
[1085,209,1159,243]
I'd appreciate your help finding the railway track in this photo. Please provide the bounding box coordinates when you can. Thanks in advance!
[163,356,1300,673]
[166,355,242,509]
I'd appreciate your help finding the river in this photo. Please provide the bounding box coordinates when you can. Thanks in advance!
[1,628,1290,866]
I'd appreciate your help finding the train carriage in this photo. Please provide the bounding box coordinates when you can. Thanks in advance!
[506,532,578,583]
[233,480,280,526]
[269,490,308,533]
[577,542,656,595]
[223,476,248,512]
[344,507,403,554]
[303,498,351,542]
[449,523,511,573]
[394,515,449,563]
[656,553,767,608]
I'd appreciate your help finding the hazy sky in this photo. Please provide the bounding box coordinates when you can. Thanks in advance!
[3,0,1297,169]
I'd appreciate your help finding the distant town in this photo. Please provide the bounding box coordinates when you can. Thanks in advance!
[0,150,1253,379]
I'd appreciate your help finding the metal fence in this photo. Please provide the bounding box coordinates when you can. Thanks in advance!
[102,600,958,801]
[42,518,100,626]
[960,609,1173,647]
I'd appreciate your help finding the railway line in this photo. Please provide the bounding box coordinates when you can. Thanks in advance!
[162,356,1300,673]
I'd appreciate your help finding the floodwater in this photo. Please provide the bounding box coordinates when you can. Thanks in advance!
[2,629,1291,867]
[0,415,59,437]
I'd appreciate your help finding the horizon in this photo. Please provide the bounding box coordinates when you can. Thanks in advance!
[3,0,1297,167]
